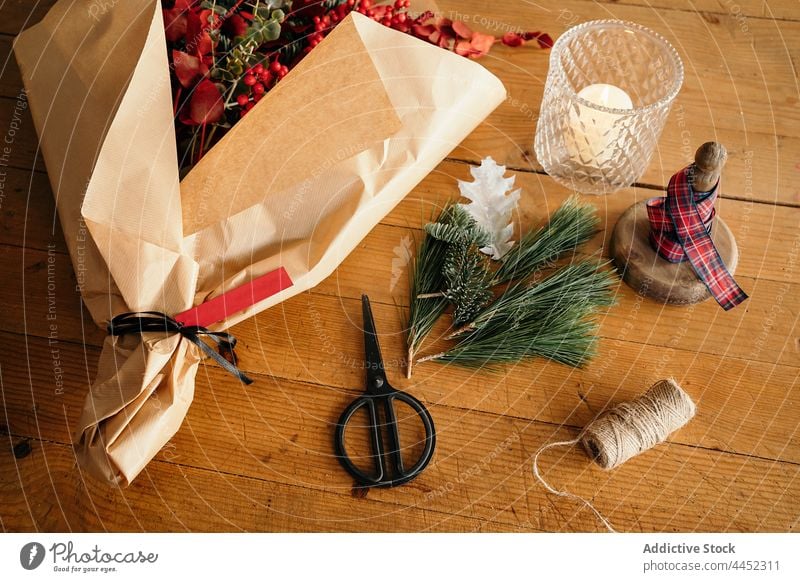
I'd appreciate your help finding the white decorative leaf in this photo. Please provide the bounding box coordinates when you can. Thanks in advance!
[389,234,414,292]
[457,157,521,260]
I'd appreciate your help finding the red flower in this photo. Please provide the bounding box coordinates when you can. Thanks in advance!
[186,79,224,125]
[162,0,192,42]
[222,13,248,38]
[184,10,214,56]
[172,49,208,88]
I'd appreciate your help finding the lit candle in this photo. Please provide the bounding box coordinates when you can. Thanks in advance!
[566,83,633,167]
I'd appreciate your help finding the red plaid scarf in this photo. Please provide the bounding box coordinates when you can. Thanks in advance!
[646,165,748,310]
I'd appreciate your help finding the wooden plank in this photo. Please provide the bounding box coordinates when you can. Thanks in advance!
[1,0,796,40]
[0,36,23,99]
[0,440,509,532]
[2,333,798,532]
[577,0,800,21]
[0,166,63,252]
[0,244,106,345]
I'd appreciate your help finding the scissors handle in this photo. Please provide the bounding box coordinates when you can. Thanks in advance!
[334,390,436,488]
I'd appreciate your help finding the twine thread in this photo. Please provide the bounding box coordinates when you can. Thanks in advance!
[533,378,696,532]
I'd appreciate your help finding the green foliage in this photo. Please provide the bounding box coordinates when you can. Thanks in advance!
[458,260,617,335]
[405,196,617,376]
[435,302,602,369]
[494,195,599,284]
[219,2,288,80]
[425,206,493,326]
[405,206,452,376]
[435,260,617,368]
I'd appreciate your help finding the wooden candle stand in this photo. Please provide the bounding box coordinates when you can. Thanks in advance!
[610,143,740,305]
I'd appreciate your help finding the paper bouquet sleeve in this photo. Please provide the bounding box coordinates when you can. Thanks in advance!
[14,0,507,485]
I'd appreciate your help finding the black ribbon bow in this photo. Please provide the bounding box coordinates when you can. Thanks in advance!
[107,311,253,385]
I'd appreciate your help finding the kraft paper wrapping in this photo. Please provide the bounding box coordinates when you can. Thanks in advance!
[14,0,506,485]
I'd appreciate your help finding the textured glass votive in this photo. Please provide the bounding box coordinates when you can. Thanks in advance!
[534,20,684,194]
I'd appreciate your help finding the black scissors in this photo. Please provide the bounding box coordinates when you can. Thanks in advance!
[334,295,436,488]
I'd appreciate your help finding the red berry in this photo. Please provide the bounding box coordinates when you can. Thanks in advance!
[258,70,273,83]
[254,63,264,74]
[269,60,282,73]
[253,83,265,95]
[243,73,257,86]
[236,94,249,106]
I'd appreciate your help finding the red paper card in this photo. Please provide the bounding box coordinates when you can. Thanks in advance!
[174,267,293,328]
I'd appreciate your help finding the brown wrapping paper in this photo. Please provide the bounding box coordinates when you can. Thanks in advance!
[14,0,507,485]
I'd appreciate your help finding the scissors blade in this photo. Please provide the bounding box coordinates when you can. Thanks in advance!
[361,295,388,394]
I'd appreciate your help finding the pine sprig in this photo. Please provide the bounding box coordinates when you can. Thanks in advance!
[493,196,599,284]
[405,196,616,377]
[405,206,452,378]
[423,303,602,369]
[451,260,617,337]
[426,206,493,327]
[423,260,617,368]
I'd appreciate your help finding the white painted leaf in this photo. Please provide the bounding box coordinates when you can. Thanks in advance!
[457,157,521,260]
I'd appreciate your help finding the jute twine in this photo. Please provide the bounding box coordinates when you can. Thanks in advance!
[533,378,696,532]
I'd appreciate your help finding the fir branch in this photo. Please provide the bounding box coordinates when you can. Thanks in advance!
[406,205,494,376]
[493,196,599,284]
[428,206,494,327]
[426,260,617,369]
[405,206,452,378]
[424,303,602,368]
[450,260,617,337]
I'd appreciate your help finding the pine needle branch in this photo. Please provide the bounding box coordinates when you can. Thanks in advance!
[433,303,602,369]
[431,260,617,369]
[493,195,599,285]
[432,207,494,327]
[405,218,450,378]
[450,259,617,338]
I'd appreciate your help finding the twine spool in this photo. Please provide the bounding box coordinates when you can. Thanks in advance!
[533,378,696,532]
[580,378,696,469]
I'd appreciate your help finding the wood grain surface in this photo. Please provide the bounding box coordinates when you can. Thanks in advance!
[0,0,798,533]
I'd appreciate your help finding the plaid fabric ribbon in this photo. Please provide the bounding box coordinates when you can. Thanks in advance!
[646,165,748,311]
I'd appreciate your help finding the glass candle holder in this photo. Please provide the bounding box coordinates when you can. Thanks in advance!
[534,20,684,194]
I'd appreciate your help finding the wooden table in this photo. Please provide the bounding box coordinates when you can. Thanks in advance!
[1,0,798,533]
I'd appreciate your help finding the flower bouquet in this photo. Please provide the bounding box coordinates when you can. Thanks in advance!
[13,0,514,485]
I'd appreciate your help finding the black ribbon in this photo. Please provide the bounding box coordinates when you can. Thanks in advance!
[107,311,253,385]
